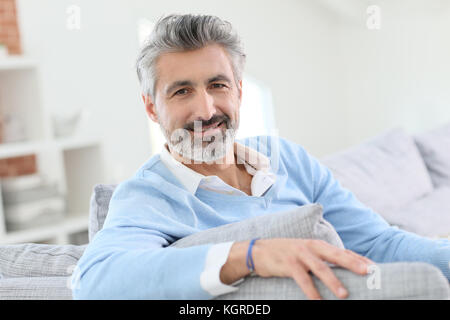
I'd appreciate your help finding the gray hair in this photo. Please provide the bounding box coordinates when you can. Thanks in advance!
[136,14,246,99]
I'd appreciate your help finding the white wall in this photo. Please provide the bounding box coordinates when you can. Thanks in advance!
[328,0,450,148]
[17,0,152,183]
[15,0,450,183]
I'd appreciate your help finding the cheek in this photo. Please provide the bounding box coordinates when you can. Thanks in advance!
[155,105,173,130]
[160,105,190,130]
[223,94,240,118]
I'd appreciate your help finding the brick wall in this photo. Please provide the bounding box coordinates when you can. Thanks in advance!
[0,0,22,55]
[0,154,37,177]
[0,0,31,177]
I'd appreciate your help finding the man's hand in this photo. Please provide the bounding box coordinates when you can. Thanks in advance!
[220,238,374,300]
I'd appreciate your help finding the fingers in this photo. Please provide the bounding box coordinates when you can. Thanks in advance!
[345,249,374,266]
[288,259,322,300]
[310,240,370,275]
[297,249,348,299]
[256,239,376,300]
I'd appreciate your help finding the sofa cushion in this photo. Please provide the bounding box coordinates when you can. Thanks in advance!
[0,264,447,300]
[0,243,86,278]
[381,186,450,238]
[321,128,434,215]
[414,122,450,188]
[89,184,116,241]
[0,276,72,300]
[169,203,344,249]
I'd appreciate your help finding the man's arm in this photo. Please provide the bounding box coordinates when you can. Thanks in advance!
[218,138,449,300]
[303,144,450,281]
[72,225,214,299]
[72,178,217,299]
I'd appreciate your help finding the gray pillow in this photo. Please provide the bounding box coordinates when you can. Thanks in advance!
[321,128,434,215]
[215,262,449,300]
[90,187,345,261]
[414,122,450,188]
[170,203,344,249]
[168,203,449,300]
[88,185,344,248]
[380,186,450,238]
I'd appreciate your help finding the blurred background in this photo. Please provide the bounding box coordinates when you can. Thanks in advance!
[0,0,449,245]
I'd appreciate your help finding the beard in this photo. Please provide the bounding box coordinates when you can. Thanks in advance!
[160,114,239,164]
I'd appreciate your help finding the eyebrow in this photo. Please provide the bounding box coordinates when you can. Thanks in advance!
[165,74,232,96]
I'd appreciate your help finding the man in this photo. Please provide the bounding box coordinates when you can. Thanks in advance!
[73,14,450,300]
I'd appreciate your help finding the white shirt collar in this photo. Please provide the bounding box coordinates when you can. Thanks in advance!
[160,141,275,195]
[160,144,204,194]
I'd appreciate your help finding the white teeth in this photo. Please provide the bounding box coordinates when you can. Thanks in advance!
[202,122,221,132]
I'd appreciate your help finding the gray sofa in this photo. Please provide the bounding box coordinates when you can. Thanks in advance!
[322,124,450,240]
[1,123,449,299]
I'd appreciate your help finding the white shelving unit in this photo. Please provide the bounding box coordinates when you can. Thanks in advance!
[0,57,105,245]
[0,57,36,71]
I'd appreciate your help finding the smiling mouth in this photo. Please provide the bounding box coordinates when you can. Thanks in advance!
[188,120,225,132]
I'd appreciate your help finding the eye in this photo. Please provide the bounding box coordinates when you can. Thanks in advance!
[211,83,226,89]
[174,88,189,96]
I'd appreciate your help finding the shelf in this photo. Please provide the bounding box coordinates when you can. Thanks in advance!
[0,136,101,159]
[0,54,105,245]
[55,136,101,151]
[0,212,89,244]
[0,140,47,159]
[0,57,36,71]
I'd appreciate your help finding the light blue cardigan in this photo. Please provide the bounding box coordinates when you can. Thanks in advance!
[72,136,450,299]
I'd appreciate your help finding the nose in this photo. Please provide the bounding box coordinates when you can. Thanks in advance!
[192,88,216,121]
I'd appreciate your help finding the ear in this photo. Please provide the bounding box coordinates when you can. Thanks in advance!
[237,79,243,105]
[142,94,159,123]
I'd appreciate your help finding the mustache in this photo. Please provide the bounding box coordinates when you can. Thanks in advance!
[183,114,230,131]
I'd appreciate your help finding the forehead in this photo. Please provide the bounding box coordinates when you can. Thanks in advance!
[155,44,235,92]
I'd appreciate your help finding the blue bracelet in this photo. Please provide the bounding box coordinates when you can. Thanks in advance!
[246,238,259,274]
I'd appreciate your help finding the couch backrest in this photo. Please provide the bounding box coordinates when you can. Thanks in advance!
[89,184,116,241]
[321,128,434,214]
[414,122,450,188]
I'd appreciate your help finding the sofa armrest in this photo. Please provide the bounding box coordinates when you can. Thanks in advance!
[0,276,72,300]
[0,243,86,278]
[216,262,449,300]
[1,263,446,300]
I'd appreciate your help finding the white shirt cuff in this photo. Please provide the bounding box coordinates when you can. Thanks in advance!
[200,241,243,296]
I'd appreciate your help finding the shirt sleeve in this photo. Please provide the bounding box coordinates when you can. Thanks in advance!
[200,242,242,296]
[297,144,450,281]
